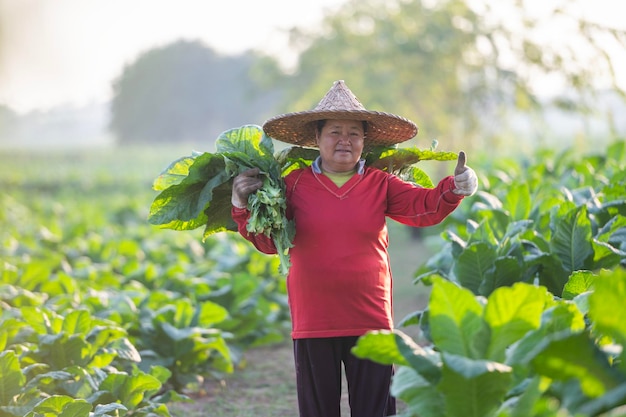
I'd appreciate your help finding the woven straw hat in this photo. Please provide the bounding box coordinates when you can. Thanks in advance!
[263,80,418,147]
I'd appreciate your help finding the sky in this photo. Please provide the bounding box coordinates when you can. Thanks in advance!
[0,0,347,113]
[0,0,625,114]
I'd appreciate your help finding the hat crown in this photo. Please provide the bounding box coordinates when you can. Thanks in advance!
[313,80,366,112]
[262,79,418,147]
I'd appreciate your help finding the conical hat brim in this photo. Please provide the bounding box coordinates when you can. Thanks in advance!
[263,110,418,147]
[262,80,418,147]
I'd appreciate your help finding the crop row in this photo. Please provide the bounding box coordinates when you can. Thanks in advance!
[356,140,626,416]
[0,148,290,416]
[1,139,624,416]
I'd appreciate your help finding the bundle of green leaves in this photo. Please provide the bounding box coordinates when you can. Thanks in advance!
[148,125,457,275]
[148,125,295,274]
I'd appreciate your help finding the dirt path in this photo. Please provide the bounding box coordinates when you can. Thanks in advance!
[169,340,416,416]
[169,290,422,417]
[168,342,295,417]
[169,342,355,417]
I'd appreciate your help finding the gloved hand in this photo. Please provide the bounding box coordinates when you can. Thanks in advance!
[452,151,478,196]
[231,167,263,208]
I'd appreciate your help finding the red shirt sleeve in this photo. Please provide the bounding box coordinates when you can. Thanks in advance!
[231,206,277,254]
[385,175,464,227]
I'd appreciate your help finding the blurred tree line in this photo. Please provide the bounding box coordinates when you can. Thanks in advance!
[109,40,282,145]
[110,0,625,151]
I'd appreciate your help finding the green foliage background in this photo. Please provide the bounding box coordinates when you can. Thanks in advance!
[0,147,292,416]
[1,136,624,416]
[353,139,626,417]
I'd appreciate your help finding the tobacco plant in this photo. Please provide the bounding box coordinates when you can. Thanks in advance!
[354,139,626,417]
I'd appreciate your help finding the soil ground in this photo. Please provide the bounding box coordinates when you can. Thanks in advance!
[168,225,434,417]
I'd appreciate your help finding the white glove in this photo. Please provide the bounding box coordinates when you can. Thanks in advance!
[231,194,247,209]
[452,151,478,196]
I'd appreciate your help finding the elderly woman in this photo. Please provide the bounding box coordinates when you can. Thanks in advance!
[231,80,477,417]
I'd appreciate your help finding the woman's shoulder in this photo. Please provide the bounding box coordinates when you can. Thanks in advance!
[363,165,393,179]
[283,166,312,185]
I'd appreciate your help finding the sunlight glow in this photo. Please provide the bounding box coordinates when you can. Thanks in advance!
[0,0,345,112]
[0,0,623,113]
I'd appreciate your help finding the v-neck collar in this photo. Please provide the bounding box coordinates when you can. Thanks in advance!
[311,156,366,175]
[311,157,365,199]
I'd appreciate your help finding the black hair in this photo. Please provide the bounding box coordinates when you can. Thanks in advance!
[315,120,368,135]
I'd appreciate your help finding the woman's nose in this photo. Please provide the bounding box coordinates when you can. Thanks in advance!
[338,134,351,144]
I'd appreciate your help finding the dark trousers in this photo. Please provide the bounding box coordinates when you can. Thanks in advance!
[293,336,396,417]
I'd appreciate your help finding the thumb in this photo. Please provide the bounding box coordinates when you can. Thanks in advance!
[455,151,467,176]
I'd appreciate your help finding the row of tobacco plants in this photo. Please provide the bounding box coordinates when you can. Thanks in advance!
[0,147,291,416]
[1,136,623,416]
[0,123,460,416]
[354,139,626,416]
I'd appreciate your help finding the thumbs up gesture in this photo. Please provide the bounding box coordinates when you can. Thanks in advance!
[452,151,478,196]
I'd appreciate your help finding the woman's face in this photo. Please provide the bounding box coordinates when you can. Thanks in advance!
[316,119,365,174]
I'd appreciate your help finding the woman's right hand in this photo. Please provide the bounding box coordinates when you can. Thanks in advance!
[231,168,263,208]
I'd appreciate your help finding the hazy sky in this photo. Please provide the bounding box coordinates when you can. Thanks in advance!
[0,0,347,113]
[0,0,624,113]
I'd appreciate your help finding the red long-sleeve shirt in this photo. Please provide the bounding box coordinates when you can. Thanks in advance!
[232,164,464,339]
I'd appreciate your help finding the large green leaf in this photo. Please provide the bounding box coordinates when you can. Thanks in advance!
[479,256,522,295]
[107,338,141,363]
[39,333,90,369]
[453,242,497,295]
[0,317,25,351]
[550,204,593,272]
[502,376,545,417]
[439,353,512,417]
[531,331,620,397]
[562,270,596,300]
[215,125,274,163]
[152,155,197,191]
[467,219,499,248]
[27,395,92,417]
[391,366,444,417]
[484,284,550,361]
[0,351,25,405]
[149,187,205,228]
[352,330,410,366]
[429,278,488,358]
[503,182,531,221]
[507,302,586,368]
[575,382,626,416]
[276,146,319,175]
[203,181,239,235]
[498,219,534,254]
[589,268,626,347]
[395,331,442,383]
[92,403,128,416]
[398,165,435,188]
[592,215,626,268]
[366,147,457,173]
[196,301,229,327]
[206,335,234,374]
[148,153,229,229]
[62,310,92,335]
[353,330,442,383]
[100,371,162,409]
[592,239,626,270]
[526,252,570,296]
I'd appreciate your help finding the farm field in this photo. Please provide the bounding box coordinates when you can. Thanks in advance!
[0,144,435,416]
[1,138,625,417]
